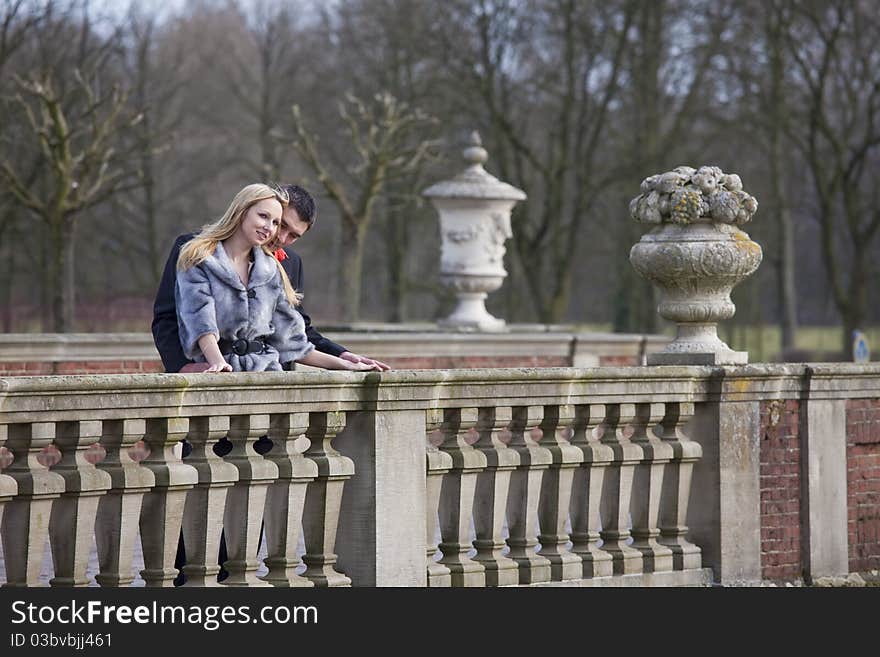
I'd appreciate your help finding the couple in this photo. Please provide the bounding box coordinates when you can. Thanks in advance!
[152,182,389,375]
[152,182,387,585]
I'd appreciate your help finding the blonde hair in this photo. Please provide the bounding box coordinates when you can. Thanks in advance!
[177,183,302,305]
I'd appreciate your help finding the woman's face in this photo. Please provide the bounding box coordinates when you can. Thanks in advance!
[238,198,283,247]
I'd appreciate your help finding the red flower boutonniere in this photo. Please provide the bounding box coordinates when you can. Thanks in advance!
[273,248,287,262]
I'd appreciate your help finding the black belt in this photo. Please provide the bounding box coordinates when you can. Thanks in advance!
[217,337,268,356]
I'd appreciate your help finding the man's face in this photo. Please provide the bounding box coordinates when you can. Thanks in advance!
[276,207,310,248]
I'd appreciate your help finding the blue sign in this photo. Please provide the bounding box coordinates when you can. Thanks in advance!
[853,330,870,363]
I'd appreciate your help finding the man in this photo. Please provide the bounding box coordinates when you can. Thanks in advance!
[152,183,390,374]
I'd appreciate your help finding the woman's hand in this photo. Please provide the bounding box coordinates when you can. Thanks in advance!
[205,360,233,373]
[196,333,230,372]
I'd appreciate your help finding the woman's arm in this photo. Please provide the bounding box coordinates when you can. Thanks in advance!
[297,349,380,371]
[196,334,232,373]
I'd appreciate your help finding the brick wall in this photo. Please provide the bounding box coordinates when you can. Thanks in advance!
[0,361,164,375]
[846,398,880,573]
[759,399,802,582]
[372,355,572,370]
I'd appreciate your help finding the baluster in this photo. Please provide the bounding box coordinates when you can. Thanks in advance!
[425,414,453,587]
[1,422,65,586]
[48,421,112,586]
[262,412,317,587]
[599,404,644,575]
[221,414,278,587]
[95,420,155,587]
[180,416,238,587]
[505,406,552,585]
[537,405,583,581]
[658,402,703,570]
[569,404,614,578]
[436,408,487,587]
[139,418,198,587]
[472,407,520,586]
[301,411,353,587]
[629,403,674,573]
[0,427,17,560]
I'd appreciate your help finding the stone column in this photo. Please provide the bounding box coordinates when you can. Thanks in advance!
[472,406,520,586]
[425,422,453,587]
[800,386,849,581]
[569,404,614,578]
[689,397,762,585]
[537,404,584,581]
[658,402,703,571]
[95,419,155,587]
[1,422,65,587]
[139,417,198,587]
[335,408,426,587]
[598,404,645,575]
[505,406,552,585]
[628,403,674,573]
[261,412,317,587]
[180,416,239,587]
[0,428,16,548]
[435,408,487,587]
[301,412,353,587]
[48,420,112,586]
[221,414,278,587]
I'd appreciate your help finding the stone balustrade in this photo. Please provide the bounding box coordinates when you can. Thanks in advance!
[0,363,878,587]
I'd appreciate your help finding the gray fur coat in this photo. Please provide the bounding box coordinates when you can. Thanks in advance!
[175,242,314,371]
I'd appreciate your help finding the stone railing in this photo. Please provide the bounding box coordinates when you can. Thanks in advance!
[1,363,877,587]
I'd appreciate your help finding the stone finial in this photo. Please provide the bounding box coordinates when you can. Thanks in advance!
[422,131,525,201]
[463,131,488,167]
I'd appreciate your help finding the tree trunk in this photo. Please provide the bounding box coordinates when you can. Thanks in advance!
[338,216,368,322]
[0,223,11,332]
[766,5,798,353]
[140,117,161,286]
[386,206,407,323]
[48,217,64,332]
[61,217,76,332]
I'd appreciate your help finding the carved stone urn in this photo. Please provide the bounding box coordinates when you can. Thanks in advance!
[629,166,763,365]
[422,132,526,331]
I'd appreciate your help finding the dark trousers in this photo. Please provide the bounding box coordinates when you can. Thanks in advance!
[174,435,272,586]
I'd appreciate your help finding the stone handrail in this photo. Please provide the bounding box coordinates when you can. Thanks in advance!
[1,363,878,587]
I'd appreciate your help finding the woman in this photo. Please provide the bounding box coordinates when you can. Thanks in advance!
[175,183,377,373]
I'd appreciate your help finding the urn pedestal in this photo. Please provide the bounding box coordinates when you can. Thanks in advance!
[423,132,526,332]
[629,221,762,365]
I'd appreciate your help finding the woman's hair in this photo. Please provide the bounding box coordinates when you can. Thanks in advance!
[177,183,302,305]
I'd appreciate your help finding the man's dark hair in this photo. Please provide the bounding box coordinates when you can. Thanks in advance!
[281,184,317,227]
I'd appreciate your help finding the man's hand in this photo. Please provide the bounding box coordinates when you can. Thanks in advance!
[339,351,391,371]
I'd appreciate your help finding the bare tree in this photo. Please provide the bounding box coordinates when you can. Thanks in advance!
[785,2,880,358]
[435,0,636,324]
[290,91,438,320]
[0,71,138,331]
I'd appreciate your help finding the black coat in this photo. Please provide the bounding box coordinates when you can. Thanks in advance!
[152,233,346,373]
